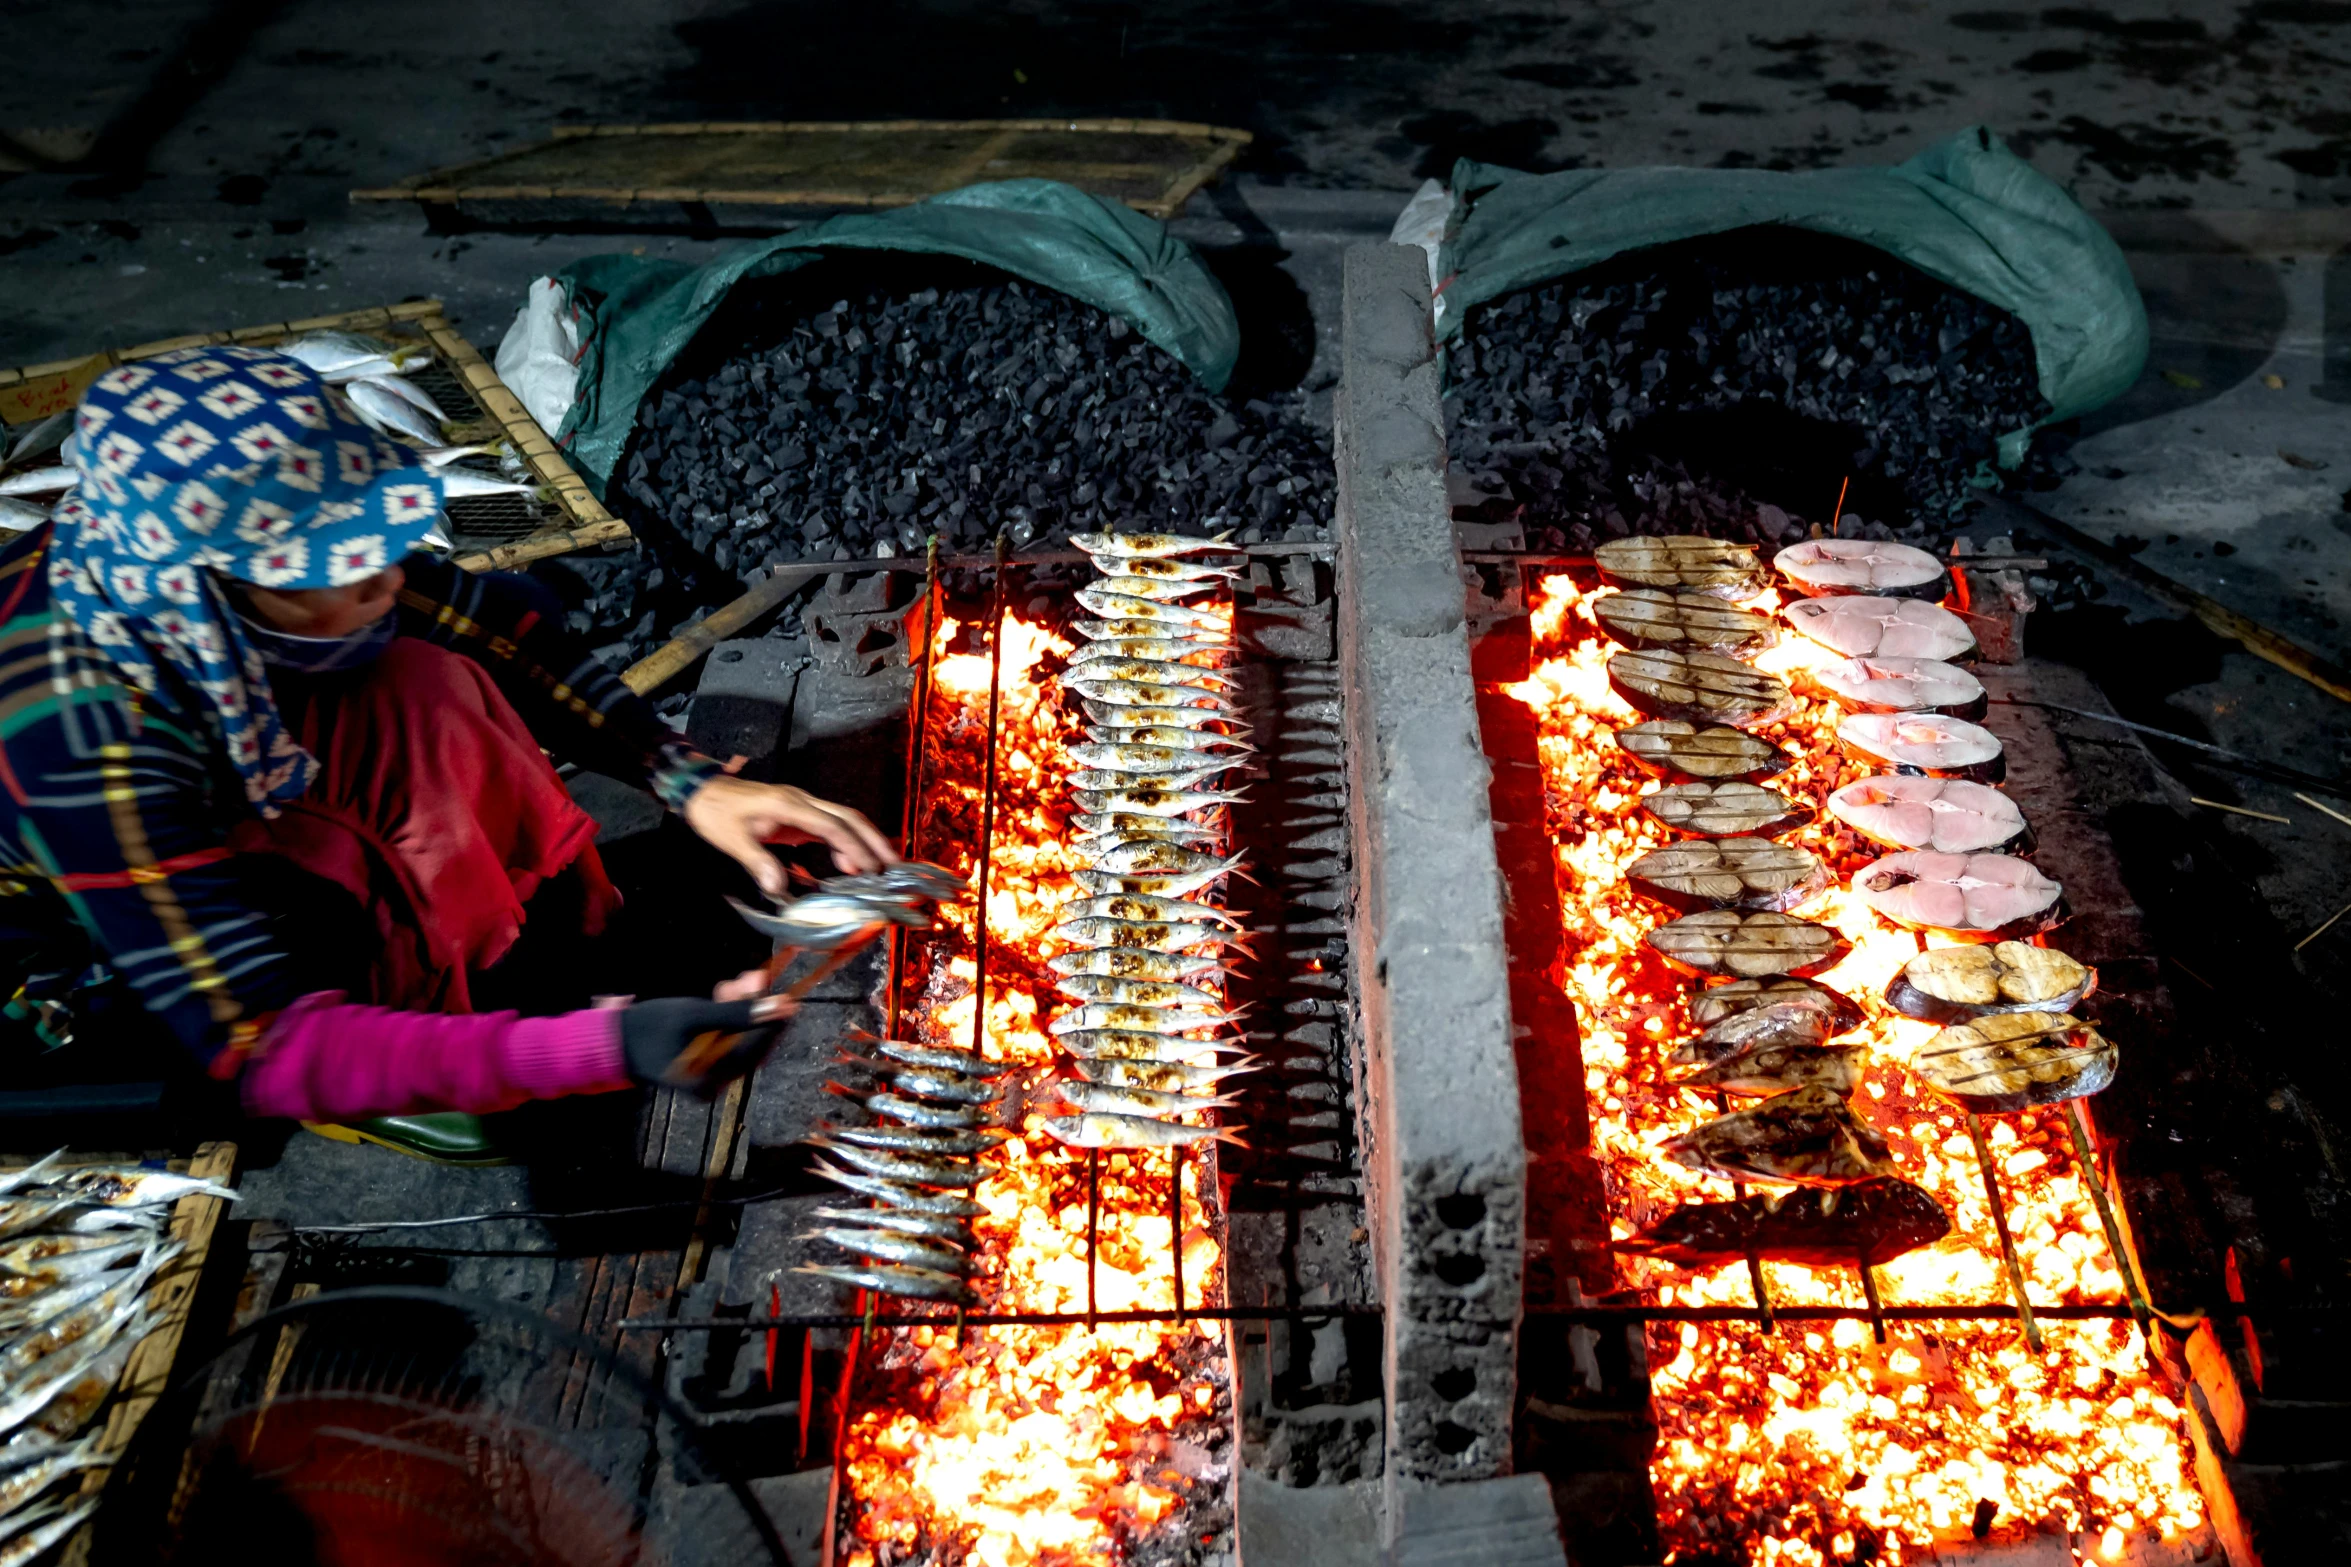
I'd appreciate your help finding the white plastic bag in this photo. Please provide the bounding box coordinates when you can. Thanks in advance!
[1387,178,1451,324]
[493,277,583,440]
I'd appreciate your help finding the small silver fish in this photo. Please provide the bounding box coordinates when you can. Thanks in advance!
[1064,893,1243,928]
[1072,867,1240,899]
[1051,917,1241,952]
[824,1125,1009,1158]
[0,1237,143,1305]
[811,1206,974,1245]
[1072,589,1226,627]
[4,1330,134,1445]
[835,1058,1006,1106]
[1092,555,1244,583]
[0,1154,67,1201]
[0,468,72,499]
[852,1032,1019,1078]
[860,1091,986,1130]
[1072,788,1248,817]
[1048,948,1223,982]
[1068,638,1233,667]
[0,1249,169,1413]
[1071,530,1237,559]
[1079,699,1234,730]
[1064,659,1234,691]
[1052,1002,1241,1036]
[0,1230,135,1278]
[351,372,447,424]
[1076,1056,1262,1092]
[1072,830,1226,863]
[1070,813,1229,845]
[1083,725,1251,755]
[808,1161,986,1216]
[0,1498,101,1566]
[1067,767,1231,795]
[1064,681,1233,712]
[0,1439,107,1520]
[340,378,443,444]
[1091,573,1224,603]
[806,1143,988,1189]
[1086,842,1247,878]
[1044,1114,1244,1150]
[34,1167,236,1210]
[1056,1080,1242,1118]
[1055,975,1227,1009]
[1056,1030,1248,1062]
[808,1227,972,1274]
[795,1262,976,1306]
[0,498,48,532]
[438,470,543,501]
[1067,743,1234,775]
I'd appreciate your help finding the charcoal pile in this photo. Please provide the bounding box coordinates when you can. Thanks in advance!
[1444,231,2053,550]
[616,261,1334,582]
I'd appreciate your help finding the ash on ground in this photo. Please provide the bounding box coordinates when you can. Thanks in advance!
[617,256,1334,588]
[1444,230,2055,550]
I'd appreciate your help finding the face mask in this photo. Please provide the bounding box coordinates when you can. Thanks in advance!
[235,607,398,674]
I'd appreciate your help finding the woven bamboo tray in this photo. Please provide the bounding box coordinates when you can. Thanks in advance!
[351,118,1251,226]
[0,301,627,572]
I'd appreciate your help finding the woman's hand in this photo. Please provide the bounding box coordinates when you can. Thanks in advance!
[681,776,897,897]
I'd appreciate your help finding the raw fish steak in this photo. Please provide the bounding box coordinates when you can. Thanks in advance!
[1911,1011,2116,1113]
[1837,712,2005,784]
[1662,1084,1897,1187]
[1851,850,2065,940]
[1619,1178,1950,1269]
[1774,538,1947,599]
[1808,656,1985,719]
[1783,595,1976,661]
[1827,775,2028,854]
[1885,942,2095,1024]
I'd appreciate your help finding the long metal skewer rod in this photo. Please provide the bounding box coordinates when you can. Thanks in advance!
[1709,1086,1776,1334]
[2065,1101,2154,1342]
[1086,1149,1100,1330]
[1171,1145,1186,1321]
[635,1300,2195,1332]
[966,535,1012,1063]
[1856,1256,1889,1346]
[1965,1111,2044,1353]
[884,535,943,1042]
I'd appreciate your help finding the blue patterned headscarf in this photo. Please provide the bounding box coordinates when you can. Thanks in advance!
[47,346,447,813]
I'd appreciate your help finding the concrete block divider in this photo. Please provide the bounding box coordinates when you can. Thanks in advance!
[1334,241,1541,1548]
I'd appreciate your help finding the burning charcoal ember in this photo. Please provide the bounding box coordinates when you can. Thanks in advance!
[1608,648,1793,727]
[623,276,1331,581]
[1618,1178,1952,1270]
[1444,232,2050,550]
[1804,656,1987,720]
[1837,711,2006,784]
[1065,763,1231,794]
[1827,775,2030,856]
[1626,837,1830,913]
[1781,595,1977,662]
[1593,535,1769,597]
[1592,588,1777,655]
[1615,720,1794,783]
[1646,910,1851,979]
[1775,538,1949,600]
[1662,1084,1897,1186]
[1679,1040,1866,1097]
[1885,942,2097,1025]
[1851,850,2066,941]
[1671,1000,1849,1068]
[1910,1011,2117,1113]
[1689,976,1863,1034]
[1642,780,1812,839]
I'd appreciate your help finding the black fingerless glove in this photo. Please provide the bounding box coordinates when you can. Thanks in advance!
[620,997,781,1092]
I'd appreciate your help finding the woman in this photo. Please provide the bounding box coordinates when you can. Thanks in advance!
[0,345,888,1158]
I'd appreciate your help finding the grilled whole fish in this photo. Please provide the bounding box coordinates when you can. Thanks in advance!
[1662,1085,1897,1187]
[855,1091,987,1130]
[1072,588,1226,627]
[1643,781,1812,840]
[0,1498,101,1564]
[1680,1040,1865,1097]
[796,1262,976,1306]
[1807,656,1987,720]
[1670,1000,1845,1068]
[1783,595,1975,662]
[1885,942,2096,1024]
[808,1161,987,1216]
[1072,787,1247,817]
[1838,712,2006,785]
[823,1125,1010,1158]
[1062,893,1241,927]
[1826,775,2029,856]
[1773,538,1948,600]
[1065,660,1234,691]
[1043,1113,1243,1150]
[1910,1012,2116,1113]
[0,1247,171,1389]
[1079,725,1251,754]
[1625,838,1829,913]
[1614,720,1793,784]
[0,1230,140,1279]
[806,1142,988,1188]
[811,1206,973,1245]
[1690,977,1864,1034]
[1072,866,1243,899]
[1056,1029,1248,1062]
[1647,911,1850,980]
[1067,767,1232,797]
[1070,640,1233,671]
[1609,649,1793,729]
[1068,742,1235,775]
[1851,851,2065,941]
[1594,535,1769,598]
[1049,1002,1240,1036]
[1079,698,1234,729]
[1063,681,1233,712]
[1071,530,1238,559]
[1070,812,1228,846]
[1619,1178,1951,1269]
[833,1059,1007,1106]
[1056,1079,1241,1118]
[1055,974,1226,1009]
[1049,947,1225,982]
[1051,917,1240,952]
[0,1237,143,1303]
[1091,573,1225,603]
[1087,552,1243,581]
[1076,1056,1260,1092]
[809,1227,972,1274]
[1082,841,1244,878]
[0,1153,66,1200]
[1593,589,1776,655]
[853,1032,1020,1078]
[32,1168,236,1210]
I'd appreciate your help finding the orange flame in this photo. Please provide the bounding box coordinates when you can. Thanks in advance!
[840,609,1228,1567]
[1504,574,2204,1564]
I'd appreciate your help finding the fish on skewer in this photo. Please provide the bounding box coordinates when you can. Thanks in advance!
[806,1142,989,1189]
[831,1058,1008,1106]
[842,1091,989,1130]
[1069,638,1236,668]
[1662,1085,1898,1187]
[28,1167,236,1210]
[1054,974,1227,1009]
[1092,573,1227,603]
[1065,659,1236,690]
[1084,553,1244,582]
[1072,588,1228,628]
[1074,1056,1261,1092]
[1619,1178,1951,1269]
[811,1206,973,1246]
[1625,838,1829,913]
[822,1125,1010,1158]
[849,1031,1019,1078]
[808,1227,972,1274]
[1057,1030,1251,1062]
[1071,530,1238,558]
[1051,917,1243,952]
[1080,842,1245,878]
[1642,781,1812,840]
[1773,538,1949,600]
[1050,1002,1243,1036]
[1066,766,1233,794]
[1043,1114,1244,1149]
[1670,1001,1847,1068]
[1782,595,1976,662]
[1071,866,1245,899]
[807,1162,986,1217]
[1884,942,2096,1024]
[1647,911,1850,980]
[1064,681,1234,712]
[1678,1040,1865,1097]
[796,1263,976,1306]
[1078,698,1237,729]
[1072,788,1247,817]
[1067,742,1239,775]
[1593,535,1769,598]
[1061,893,1243,927]
[1910,1012,2117,1113]
[1049,948,1225,982]
[1593,589,1777,655]
[1609,649,1793,729]
[1078,725,1252,754]
[1070,813,1228,846]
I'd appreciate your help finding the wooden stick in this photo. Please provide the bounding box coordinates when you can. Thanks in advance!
[2064,1102,2153,1344]
[2190,796,2292,824]
[2295,792,2351,831]
[1964,1112,2043,1353]
[2295,900,2351,952]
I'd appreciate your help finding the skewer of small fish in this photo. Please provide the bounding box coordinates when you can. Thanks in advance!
[1039,533,1254,1152]
[0,1153,234,1527]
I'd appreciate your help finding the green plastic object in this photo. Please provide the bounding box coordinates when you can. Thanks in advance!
[1436,126,2148,467]
[551,179,1241,495]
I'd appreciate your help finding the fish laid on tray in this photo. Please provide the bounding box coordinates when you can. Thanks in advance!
[1642,781,1812,840]
[1782,595,1976,662]
[1851,850,2066,941]
[1594,535,1771,598]
[1614,720,1793,784]
[1593,589,1776,655]
[1773,538,1948,600]
[1620,1178,1951,1269]
[1910,1012,2117,1113]
[1805,656,1986,719]
[1609,649,1792,728]
[1826,774,2029,855]
[1662,1084,1898,1187]
[1885,942,2096,1023]
[1625,838,1829,913]
[1837,711,2006,784]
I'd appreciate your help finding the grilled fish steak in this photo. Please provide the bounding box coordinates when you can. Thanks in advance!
[1690,977,1863,1034]
[1827,774,2029,855]
[1807,656,1987,720]
[1593,589,1776,655]
[1680,1040,1865,1097]
[1643,781,1812,840]
[1626,838,1829,913]
[1594,535,1770,598]
[1911,1011,2116,1113]
[1609,649,1793,728]
[1773,538,1949,600]
[1615,721,1793,784]
[1671,1000,1845,1067]
[1662,1085,1898,1187]
[1885,942,2096,1023]
[1783,595,1976,662]
[1647,910,1850,979]
[1852,850,2065,941]
[1619,1178,1951,1269]
[1837,712,2006,784]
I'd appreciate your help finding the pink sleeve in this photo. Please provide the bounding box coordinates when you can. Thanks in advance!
[240,991,630,1122]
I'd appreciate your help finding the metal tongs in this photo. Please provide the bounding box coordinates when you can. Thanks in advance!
[664,861,967,1087]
